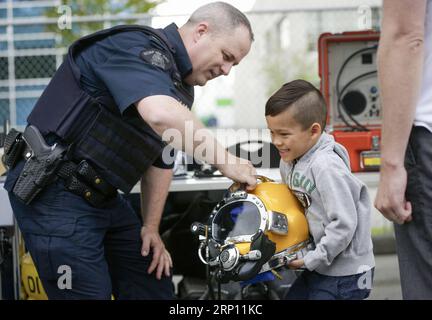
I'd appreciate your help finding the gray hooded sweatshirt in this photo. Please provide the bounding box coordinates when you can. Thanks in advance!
[280,132,375,276]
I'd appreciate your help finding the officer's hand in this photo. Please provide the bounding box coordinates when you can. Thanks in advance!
[141,225,173,280]
[375,164,412,225]
[288,259,304,270]
[218,155,257,190]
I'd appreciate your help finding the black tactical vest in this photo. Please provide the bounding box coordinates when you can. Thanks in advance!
[27,25,194,194]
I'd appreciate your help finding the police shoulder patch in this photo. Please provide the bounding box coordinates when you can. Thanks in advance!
[140,48,172,71]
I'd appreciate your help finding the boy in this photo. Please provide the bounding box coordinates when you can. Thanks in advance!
[265,80,375,300]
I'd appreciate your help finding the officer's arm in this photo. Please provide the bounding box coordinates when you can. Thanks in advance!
[136,95,243,172]
[140,166,172,230]
[140,166,173,278]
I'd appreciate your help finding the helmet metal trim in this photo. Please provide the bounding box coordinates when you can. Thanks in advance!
[219,245,240,271]
[267,210,289,235]
[211,193,268,244]
[259,239,314,273]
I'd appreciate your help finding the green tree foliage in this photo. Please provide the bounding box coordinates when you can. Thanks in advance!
[45,0,163,46]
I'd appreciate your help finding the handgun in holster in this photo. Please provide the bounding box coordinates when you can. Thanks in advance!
[12,125,67,205]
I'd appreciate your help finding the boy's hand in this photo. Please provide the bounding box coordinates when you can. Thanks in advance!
[288,259,304,269]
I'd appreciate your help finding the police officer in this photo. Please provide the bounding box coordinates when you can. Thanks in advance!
[4,2,256,299]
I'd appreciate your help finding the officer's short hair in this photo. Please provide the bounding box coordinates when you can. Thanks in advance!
[187,2,254,42]
[265,80,327,132]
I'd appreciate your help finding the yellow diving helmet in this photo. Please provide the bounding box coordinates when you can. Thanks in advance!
[192,176,313,283]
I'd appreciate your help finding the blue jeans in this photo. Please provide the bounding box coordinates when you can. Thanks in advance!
[5,161,174,300]
[284,269,374,300]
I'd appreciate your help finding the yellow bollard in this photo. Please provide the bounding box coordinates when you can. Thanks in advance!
[20,252,48,300]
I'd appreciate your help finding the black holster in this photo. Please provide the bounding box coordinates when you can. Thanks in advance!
[11,126,66,205]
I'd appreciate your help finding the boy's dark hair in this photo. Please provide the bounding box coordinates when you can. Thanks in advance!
[265,80,327,131]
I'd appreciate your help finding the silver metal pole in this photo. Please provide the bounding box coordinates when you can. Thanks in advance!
[12,220,21,300]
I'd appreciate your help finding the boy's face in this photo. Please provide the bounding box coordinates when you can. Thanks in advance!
[266,108,321,162]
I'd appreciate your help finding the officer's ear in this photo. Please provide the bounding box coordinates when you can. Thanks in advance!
[194,22,209,42]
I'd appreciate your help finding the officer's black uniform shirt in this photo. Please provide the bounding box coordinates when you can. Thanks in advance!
[75,23,193,169]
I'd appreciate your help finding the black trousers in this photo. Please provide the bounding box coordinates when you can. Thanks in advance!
[395,126,432,299]
[5,161,175,300]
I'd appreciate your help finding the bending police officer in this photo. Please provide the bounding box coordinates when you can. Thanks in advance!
[4,2,256,299]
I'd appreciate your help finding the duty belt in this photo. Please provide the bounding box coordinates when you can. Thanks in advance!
[57,160,118,208]
[20,144,117,208]
[4,127,117,207]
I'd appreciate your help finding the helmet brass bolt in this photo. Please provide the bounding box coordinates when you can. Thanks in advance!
[95,178,101,184]
[85,191,91,198]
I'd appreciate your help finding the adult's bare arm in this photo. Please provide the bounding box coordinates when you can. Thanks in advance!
[140,166,173,279]
[375,0,426,223]
[136,95,257,189]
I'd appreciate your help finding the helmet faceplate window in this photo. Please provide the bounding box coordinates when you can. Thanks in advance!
[212,201,261,242]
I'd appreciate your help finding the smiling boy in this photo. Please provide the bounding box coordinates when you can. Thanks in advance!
[265,80,375,300]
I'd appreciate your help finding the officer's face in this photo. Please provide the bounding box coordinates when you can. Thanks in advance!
[185,25,252,86]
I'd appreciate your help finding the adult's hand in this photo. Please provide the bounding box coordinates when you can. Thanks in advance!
[141,225,173,280]
[375,164,412,225]
[218,155,257,190]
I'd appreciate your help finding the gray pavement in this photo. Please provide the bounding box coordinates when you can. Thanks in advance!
[369,253,402,300]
